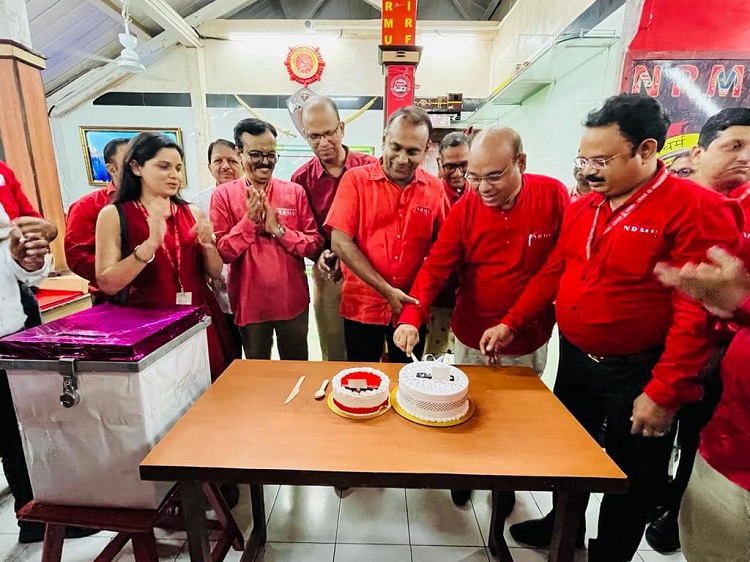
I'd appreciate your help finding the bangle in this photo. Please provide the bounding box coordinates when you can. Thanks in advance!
[272,225,286,238]
[133,244,155,264]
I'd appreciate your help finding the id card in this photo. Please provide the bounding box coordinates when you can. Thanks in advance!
[176,291,193,305]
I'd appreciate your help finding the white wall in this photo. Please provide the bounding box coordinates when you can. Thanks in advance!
[484,7,626,185]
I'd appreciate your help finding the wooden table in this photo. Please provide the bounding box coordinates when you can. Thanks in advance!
[140,360,627,562]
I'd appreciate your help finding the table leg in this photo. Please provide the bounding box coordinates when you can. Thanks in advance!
[549,492,586,562]
[487,491,514,562]
[239,484,267,562]
[180,480,211,562]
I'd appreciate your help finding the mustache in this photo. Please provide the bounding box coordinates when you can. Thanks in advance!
[585,174,604,183]
[254,164,274,170]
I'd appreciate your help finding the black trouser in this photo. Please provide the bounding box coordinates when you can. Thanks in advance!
[554,335,675,562]
[225,313,244,359]
[653,345,726,513]
[344,319,426,363]
[0,370,33,523]
[19,283,41,329]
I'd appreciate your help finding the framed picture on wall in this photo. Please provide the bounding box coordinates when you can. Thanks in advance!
[79,127,186,186]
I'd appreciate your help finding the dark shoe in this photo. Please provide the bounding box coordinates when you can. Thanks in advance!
[509,512,585,549]
[645,509,680,553]
[18,522,100,544]
[219,483,240,510]
[451,489,471,507]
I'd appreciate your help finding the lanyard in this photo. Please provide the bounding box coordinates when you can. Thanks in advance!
[585,168,668,260]
[135,200,183,292]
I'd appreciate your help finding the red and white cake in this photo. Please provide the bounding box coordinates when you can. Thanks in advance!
[331,367,390,416]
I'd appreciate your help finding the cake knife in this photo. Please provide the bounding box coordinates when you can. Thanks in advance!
[284,376,305,405]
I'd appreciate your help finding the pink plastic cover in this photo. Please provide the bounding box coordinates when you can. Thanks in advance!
[0,304,207,362]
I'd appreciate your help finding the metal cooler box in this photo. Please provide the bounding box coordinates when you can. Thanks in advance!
[0,304,212,509]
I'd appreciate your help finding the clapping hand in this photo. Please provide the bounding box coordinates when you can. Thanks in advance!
[246,187,264,223]
[654,246,750,317]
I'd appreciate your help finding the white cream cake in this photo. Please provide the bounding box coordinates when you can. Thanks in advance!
[396,362,469,423]
[331,367,390,416]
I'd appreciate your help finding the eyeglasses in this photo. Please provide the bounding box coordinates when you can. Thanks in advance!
[465,158,516,187]
[668,167,694,178]
[306,126,341,144]
[440,162,468,175]
[573,153,621,171]
[243,151,278,164]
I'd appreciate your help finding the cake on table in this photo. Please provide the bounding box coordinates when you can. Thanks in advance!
[395,362,470,423]
[331,367,390,416]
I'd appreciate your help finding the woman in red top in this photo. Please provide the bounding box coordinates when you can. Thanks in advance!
[95,132,234,380]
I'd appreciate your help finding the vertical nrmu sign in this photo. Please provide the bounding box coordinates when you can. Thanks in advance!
[382,0,418,46]
[381,1,419,121]
[385,65,416,118]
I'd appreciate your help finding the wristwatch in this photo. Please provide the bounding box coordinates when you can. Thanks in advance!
[133,244,155,264]
[272,225,286,238]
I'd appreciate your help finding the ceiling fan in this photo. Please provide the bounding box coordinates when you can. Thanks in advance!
[117,0,145,73]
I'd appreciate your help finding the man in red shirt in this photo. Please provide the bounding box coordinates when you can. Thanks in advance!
[655,247,750,562]
[569,164,590,202]
[325,105,449,362]
[212,118,323,360]
[437,131,470,205]
[291,96,377,361]
[645,107,750,553]
[395,126,567,371]
[422,131,471,357]
[64,138,129,299]
[490,94,743,562]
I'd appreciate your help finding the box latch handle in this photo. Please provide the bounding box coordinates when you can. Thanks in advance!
[58,357,80,408]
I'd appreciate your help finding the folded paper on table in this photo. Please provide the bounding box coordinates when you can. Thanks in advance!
[0,303,207,361]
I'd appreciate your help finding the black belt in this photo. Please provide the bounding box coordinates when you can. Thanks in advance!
[585,347,664,364]
[563,336,663,364]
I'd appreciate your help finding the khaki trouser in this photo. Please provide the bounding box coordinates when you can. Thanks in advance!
[453,338,548,376]
[679,453,750,562]
[312,265,347,361]
[424,306,455,357]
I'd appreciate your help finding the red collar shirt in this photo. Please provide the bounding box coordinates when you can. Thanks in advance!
[325,163,449,326]
[400,174,569,353]
[502,163,743,409]
[291,148,378,246]
[211,177,323,326]
[442,179,469,207]
[700,297,750,491]
[729,182,750,264]
[0,160,41,220]
[64,182,116,287]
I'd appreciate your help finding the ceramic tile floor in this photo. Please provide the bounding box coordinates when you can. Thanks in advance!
[0,479,687,562]
[0,276,686,561]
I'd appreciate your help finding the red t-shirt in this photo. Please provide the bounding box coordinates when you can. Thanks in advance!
[502,163,743,408]
[700,296,750,491]
[64,183,116,287]
[291,148,378,245]
[729,182,750,264]
[0,160,41,220]
[400,174,569,353]
[325,163,449,326]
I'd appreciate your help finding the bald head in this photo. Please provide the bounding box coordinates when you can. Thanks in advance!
[301,96,345,164]
[466,125,527,208]
[470,126,523,158]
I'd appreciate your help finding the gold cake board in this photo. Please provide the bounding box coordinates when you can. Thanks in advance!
[390,386,475,427]
[326,392,391,420]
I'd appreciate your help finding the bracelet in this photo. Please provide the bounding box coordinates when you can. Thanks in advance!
[133,244,155,264]
[272,225,286,238]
